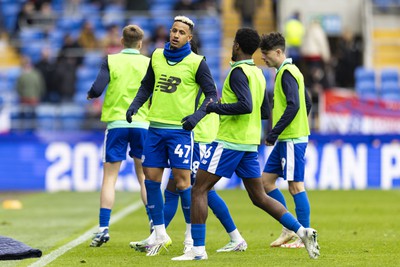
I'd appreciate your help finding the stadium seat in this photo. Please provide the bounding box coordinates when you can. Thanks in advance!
[380,81,400,101]
[355,80,377,99]
[59,104,86,130]
[83,51,104,68]
[355,67,376,84]
[380,68,399,84]
[36,104,58,130]
[1,2,21,33]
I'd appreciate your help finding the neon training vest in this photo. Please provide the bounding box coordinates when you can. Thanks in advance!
[147,49,204,125]
[102,52,150,123]
[273,63,310,139]
[217,63,266,145]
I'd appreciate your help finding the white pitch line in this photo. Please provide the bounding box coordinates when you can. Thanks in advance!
[29,200,143,267]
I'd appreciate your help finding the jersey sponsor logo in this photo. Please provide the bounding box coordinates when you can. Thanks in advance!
[155,74,181,93]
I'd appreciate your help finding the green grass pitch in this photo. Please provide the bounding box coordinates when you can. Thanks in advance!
[1,190,399,266]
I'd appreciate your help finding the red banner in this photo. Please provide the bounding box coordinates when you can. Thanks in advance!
[320,89,400,134]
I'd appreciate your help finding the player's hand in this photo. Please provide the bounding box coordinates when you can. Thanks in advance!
[265,134,276,146]
[87,94,92,100]
[126,106,137,123]
[206,99,217,114]
[181,115,196,131]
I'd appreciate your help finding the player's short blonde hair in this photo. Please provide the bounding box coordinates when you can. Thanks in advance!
[174,15,195,31]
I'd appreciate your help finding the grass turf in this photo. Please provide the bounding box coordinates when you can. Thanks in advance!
[1,190,399,266]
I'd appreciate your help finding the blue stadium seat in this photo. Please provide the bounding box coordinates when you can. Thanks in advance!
[36,104,58,130]
[355,67,376,84]
[380,68,399,84]
[380,81,400,101]
[83,52,104,68]
[59,104,86,130]
[356,80,377,99]
[76,66,98,83]
[1,2,21,33]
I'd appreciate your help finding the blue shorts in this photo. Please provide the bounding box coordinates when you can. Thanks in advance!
[263,141,307,182]
[103,128,147,163]
[169,142,209,183]
[142,127,193,169]
[199,141,261,179]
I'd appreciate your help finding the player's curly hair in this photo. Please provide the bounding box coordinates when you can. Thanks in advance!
[234,28,260,55]
[259,32,286,52]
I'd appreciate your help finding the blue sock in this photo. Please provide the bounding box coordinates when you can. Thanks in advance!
[178,186,191,224]
[208,190,236,233]
[145,205,152,222]
[164,189,179,228]
[267,188,287,208]
[144,180,164,226]
[279,212,302,232]
[99,208,111,228]
[192,224,206,246]
[293,191,310,228]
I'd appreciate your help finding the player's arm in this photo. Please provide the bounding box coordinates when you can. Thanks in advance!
[206,67,252,115]
[87,57,109,99]
[181,60,218,130]
[261,89,271,120]
[266,70,299,144]
[126,59,155,122]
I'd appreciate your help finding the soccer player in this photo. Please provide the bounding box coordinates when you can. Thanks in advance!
[130,40,246,254]
[172,28,320,261]
[126,15,218,256]
[87,25,152,247]
[259,32,313,248]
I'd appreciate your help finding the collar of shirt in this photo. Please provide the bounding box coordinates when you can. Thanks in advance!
[230,59,255,68]
[276,58,293,73]
[121,48,140,54]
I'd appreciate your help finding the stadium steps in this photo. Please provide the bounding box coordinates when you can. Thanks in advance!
[372,29,400,68]
[221,0,275,71]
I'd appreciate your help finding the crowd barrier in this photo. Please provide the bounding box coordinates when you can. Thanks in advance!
[0,131,399,191]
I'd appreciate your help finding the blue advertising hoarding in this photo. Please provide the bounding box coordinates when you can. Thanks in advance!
[0,131,400,191]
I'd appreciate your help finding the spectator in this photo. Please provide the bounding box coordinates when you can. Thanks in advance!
[59,33,83,67]
[233,0,262,28]
[15,56,45,128]
[101,24,122,55]
[334,28,362,88]
[284,11,304,67]
[78,21,98,51]
[35,47,58,102]
[14,1,35,36]
[53,54,77,102]
[35,2,57,35]
[300,19,331,129]
[300,19,331,93]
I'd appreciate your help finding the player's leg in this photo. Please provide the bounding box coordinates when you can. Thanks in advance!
[131,127,171,256]
[239,151,319,259]
[172,169,220,261]
[282,142,310,248]
[129,127,153,232]
[91,128,127,247]
[172,142,240,260]
[242,177,319,259]
[208,188,247,252]
[263,142,297,246]
[164,177,179,228]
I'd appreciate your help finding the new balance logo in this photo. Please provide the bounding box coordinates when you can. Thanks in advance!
[183,159,189,164]
[155,74,181,93]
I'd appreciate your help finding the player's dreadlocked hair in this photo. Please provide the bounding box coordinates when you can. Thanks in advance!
[259,32,286,52]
